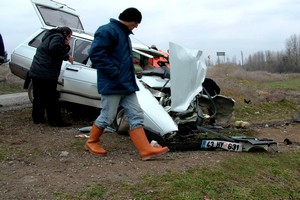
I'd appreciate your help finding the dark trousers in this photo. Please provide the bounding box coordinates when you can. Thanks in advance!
[32,78,62,123]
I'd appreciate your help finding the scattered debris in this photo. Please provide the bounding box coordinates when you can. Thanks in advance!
[150,140,161,148]
[244,99,251,104]
[234,120,250,129]
[75,134,89,138]
[78,126,91,133]
[293,113,300,123]
[284,138,292,145]
[59,151,69,157]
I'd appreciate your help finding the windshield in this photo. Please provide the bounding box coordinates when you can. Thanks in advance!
[37,5,84,30]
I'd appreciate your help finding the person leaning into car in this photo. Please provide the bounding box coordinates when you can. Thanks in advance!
[86,7,169,160]
[28,27,74,127]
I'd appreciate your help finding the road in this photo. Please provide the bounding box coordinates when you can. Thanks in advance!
[0,92,31,111]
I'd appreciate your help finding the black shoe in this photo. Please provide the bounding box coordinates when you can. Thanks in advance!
[49,121,72,127]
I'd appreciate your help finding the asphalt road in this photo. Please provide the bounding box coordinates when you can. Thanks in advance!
[0,92,31,111]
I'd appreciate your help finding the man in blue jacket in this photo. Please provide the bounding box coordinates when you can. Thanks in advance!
[86,7,169,160]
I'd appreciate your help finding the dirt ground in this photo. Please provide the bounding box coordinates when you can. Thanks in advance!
[1,64,300,199]
[0,105,300,199]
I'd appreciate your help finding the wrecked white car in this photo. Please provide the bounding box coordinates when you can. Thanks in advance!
[10,0,278,152]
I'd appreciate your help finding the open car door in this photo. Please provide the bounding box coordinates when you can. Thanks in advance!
[31,0,84,31]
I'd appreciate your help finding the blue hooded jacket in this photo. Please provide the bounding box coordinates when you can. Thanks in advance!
[89,18,139,95]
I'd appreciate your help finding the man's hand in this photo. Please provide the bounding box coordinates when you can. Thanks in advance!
[69,56,74,64]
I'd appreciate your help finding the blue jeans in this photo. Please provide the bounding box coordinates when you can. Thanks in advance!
[95,93,144,130]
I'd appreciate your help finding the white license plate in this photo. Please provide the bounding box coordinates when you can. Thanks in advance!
[201,140,243,152]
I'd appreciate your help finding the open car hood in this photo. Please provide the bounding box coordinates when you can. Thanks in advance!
[31,0,84,31]
[169,42,207,112]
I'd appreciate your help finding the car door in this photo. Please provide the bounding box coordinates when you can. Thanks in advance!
[60,38,101,108]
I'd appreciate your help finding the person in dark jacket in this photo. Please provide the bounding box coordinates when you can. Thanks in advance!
[29,27,74,127]
[85,8,169,160]
[0,33,5,64]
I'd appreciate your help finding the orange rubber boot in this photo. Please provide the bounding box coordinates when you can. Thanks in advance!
[85,124,107,155]
[128,127,169,160]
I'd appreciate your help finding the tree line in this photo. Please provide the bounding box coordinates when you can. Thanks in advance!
[243,34,300,73]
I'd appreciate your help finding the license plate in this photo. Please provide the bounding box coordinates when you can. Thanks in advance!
[201,140,243,152]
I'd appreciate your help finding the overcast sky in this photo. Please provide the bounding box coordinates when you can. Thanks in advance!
[2,0,299,64]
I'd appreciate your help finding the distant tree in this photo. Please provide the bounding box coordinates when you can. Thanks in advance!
[244,33,300,73]
[285,34,300,72]
[231,56,237,65]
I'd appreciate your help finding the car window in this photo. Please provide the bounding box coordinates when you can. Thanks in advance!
[29,31,46,48]
[28,31,91,66]
[36,5,84,30]
[28,30,74,50]
[72,39,91,65]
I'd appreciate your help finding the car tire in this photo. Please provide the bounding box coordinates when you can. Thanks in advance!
[114,108,129,135]
[113,108,167,145]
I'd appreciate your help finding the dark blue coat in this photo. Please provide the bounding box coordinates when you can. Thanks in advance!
[0,33,5,63]
[89,18,139,95]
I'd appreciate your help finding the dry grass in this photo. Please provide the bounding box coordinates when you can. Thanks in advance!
[207,64,288,82]
[0,63,25,94]
[207,64,300,105]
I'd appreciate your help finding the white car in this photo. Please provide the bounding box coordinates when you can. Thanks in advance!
[9,0,182,142]
[9,0,166,108]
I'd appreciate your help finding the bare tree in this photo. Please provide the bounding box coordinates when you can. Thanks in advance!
[244,34,300,73]
[285,34,300,72]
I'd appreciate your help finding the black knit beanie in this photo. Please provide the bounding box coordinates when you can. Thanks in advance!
[119,7,142,23]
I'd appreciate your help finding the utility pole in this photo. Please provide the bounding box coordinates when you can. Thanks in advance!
[241,51,244,66]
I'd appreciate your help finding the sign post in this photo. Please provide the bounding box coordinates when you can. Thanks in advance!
[216,52,225,64]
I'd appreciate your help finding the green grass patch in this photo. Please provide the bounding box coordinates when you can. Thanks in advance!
[263,78,300,90]
[58,151,300,200]
[54,184,106,200]
[69,139,86,151]
[229,76,300,91]
[77,184,107,200]
[0,148,6,161]
[0,142,45,161]
[130,152,300,199]
[233,100,297,122]
[226,77,300,90]
[0,81,25,94]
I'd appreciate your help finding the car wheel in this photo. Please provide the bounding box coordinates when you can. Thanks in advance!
[113,109,166,145]
[114,108,129,135]
[28,81,34,103]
